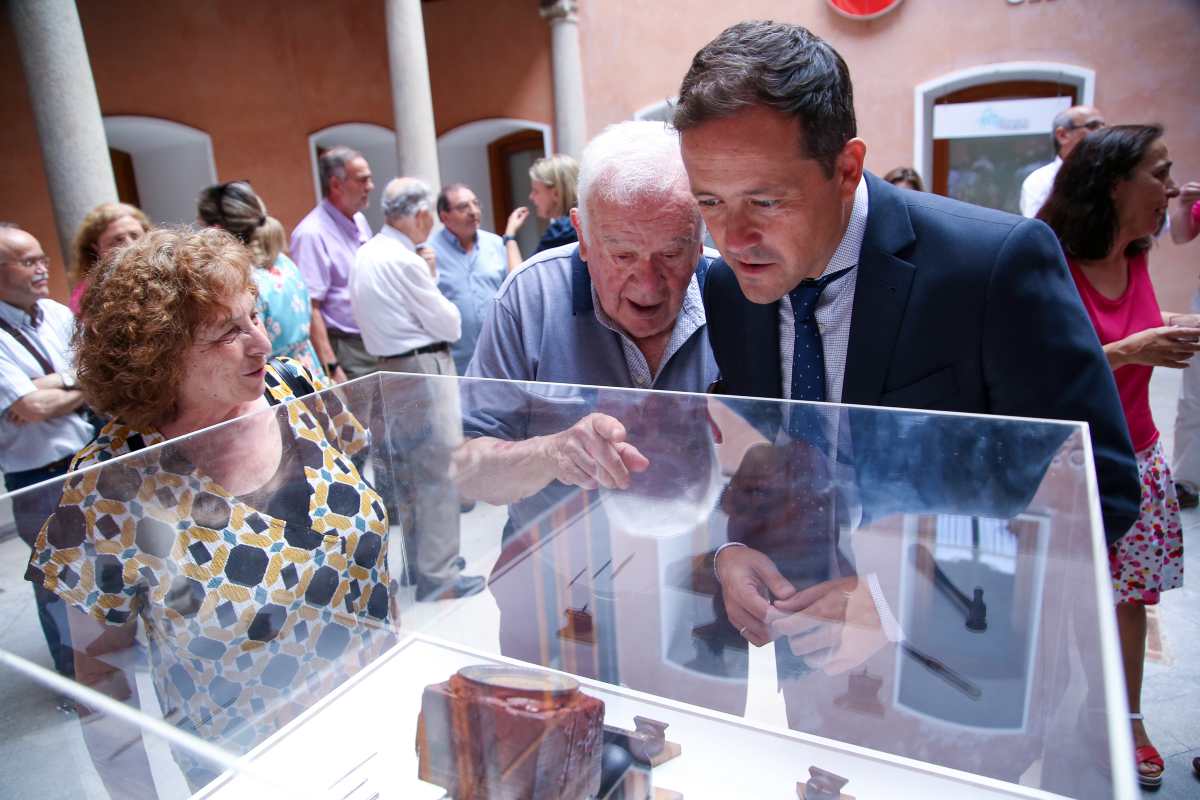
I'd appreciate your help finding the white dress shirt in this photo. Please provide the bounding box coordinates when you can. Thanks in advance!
[1019,156,1061,218]
[350,225,462,358]
[0,298,94,472]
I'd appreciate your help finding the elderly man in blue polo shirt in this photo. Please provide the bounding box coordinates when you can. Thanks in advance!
[450,122,719,680]
[455,121,718,506]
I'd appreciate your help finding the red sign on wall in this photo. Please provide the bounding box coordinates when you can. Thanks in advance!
[826,0,904,19]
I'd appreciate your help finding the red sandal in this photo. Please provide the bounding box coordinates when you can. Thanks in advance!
[1132,713,1164,788]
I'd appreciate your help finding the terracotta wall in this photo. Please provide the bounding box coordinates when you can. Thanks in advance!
[422,0,554,136]
[2,0,1198,307]
[577,0,1200,311]
[0,0,554,301]
[0,18,65,299]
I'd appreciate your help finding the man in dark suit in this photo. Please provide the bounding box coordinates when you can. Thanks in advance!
[672,21,1140,649]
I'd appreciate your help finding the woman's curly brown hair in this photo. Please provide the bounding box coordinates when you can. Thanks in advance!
[69,202,152,287]
[76,227,255,429]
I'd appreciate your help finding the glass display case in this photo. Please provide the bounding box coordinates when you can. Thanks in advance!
[0,372,1136,799]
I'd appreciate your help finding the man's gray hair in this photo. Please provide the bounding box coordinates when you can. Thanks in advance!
[576,121,695,235]
[318,146,364,197]
[1050,109,1075,154]
[381,178,433,221]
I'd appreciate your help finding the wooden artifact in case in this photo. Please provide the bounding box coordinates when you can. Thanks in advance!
[416,665,605,799]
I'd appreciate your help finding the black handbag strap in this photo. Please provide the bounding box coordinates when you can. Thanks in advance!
[0,316,55,376]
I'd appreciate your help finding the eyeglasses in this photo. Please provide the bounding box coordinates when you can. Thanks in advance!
[1069,120,1105,132]
[2,255,50,269]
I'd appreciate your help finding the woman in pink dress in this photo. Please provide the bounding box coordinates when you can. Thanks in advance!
[68,202,151,313]
[1040,124,1193,788]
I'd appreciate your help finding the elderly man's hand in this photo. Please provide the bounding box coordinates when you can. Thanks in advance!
[715,544,797,647]
[416,245,437,278]
[541,412,649,491]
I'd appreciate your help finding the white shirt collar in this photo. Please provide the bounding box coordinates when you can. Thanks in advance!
[816,177,869,280]
[381,224,418,253]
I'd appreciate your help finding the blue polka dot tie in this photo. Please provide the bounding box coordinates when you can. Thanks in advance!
[788,267,851,441]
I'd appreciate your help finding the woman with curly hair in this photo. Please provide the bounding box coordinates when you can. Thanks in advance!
[1040,124,1194,788]
[197,180,325,378]
[67,202,151,314]
[26,227,393,792]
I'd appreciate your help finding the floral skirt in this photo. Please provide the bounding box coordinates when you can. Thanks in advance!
[1110,439,1185,605]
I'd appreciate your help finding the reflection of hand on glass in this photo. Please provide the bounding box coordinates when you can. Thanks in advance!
[713,544,797,647]
[602,396,724,538]
[454,412,649,505]
[715,438,849,650]
[770,575,889,675]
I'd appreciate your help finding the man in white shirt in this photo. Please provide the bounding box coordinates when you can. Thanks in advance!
[350,179,483,602]
[1019,104,1105,217]
[352,177,461,374]
[0,223,94,681]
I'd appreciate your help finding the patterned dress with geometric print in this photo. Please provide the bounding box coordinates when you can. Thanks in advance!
[26,359,393,785]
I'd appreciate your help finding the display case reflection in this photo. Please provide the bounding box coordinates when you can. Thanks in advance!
[0,373,1129,799]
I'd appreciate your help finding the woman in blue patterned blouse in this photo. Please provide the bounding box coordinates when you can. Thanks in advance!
[197,181,326,378]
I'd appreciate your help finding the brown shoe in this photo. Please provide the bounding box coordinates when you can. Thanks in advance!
[1176,482,1199,509]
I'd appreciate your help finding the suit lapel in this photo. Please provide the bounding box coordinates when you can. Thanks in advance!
[704,259,782,398]
[843,173,917,406]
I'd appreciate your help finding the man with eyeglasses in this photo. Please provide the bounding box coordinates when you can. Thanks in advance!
[429,184,509,374]
[0,222,94,685]
[1020,105,1106,217]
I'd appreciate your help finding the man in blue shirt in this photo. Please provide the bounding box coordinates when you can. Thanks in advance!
[454,121,718,515]
[429,184,508,374]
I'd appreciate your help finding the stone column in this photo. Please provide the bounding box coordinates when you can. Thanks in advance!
[540,0,587,158]
[385,0,441,189]
[9,0,117,262]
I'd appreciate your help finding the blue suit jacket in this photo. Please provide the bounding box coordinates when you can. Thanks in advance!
[704,172,1140,544]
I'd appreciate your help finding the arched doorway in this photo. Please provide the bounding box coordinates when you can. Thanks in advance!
[308,123,397,233]
[102,116,217,225]
[437,119,551,254]
[914,63,1094,213]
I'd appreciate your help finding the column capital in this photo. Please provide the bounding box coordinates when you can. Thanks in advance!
[539,0,579,24]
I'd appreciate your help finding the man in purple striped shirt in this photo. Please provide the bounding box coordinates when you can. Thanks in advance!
[291,146,375,382]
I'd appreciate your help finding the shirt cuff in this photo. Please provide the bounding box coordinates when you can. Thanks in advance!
[713,541,748,582]
[867,572,905,643]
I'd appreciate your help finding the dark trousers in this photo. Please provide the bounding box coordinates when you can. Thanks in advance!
[6,457,75,678]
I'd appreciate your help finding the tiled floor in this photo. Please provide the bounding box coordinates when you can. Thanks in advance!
[0,371,1197,798]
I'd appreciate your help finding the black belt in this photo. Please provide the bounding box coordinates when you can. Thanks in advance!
[6,452,74,484]
[325,328,362,339]
[381,341,449,360]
